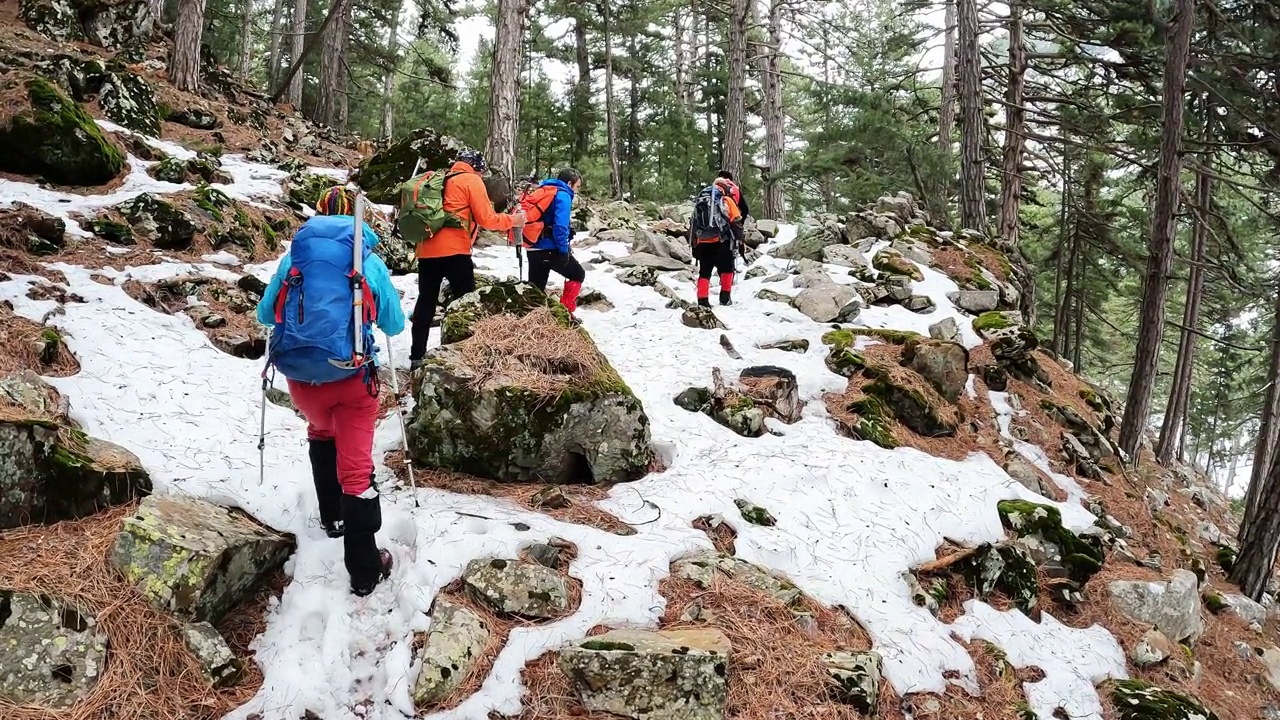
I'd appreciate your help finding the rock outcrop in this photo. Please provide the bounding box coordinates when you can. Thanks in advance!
[20,0,157,49]
[111,494,294,623]
[408,283,654,483]
[560,628,731,720]
[1107,570,1205,645]
[0,77,125,186]
[0,590,107,708]
[349,127,468,203]
[0,371,152,529]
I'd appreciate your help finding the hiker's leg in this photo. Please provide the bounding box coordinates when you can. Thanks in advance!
[442,254,476,298]
[287,379,342,535]
[716,241,735,305]
[526,250,553,293]
[329,375,386,593]
[557,254,586,312]
[409,259,445,361]
[696,244,715,305]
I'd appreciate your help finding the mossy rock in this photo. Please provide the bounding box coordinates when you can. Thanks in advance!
[286,170,339,208]
[1215,545,1236,573]
[955,542,1039,614]
[192,184,233,221]
[822,327,923,351]
[85,217,134,245]
[439,282,573,345]
[1107,679,1219,720]
[349,127,468,204]
[863,374,957,438]
[148,157,188,183]
[0,77,124,186]
[840,395,898,449]
[997,500,1105,585]
[825,348,868,378]
[118,193,198,250]
[973,311,1015,333]
[734,499,776,527]
[871,248,923,281]
[98,68,161,137]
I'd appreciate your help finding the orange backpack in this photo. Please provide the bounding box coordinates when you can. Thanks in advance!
[516,185,562,246]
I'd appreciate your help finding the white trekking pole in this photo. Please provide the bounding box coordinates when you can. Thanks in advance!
[257,331,271,486]
[385,336,418,506]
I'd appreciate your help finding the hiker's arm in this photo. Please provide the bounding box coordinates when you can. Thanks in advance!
[365,256,406,337]
[551,192,573,253]
[254,256,292,326]
[468,175,515,232]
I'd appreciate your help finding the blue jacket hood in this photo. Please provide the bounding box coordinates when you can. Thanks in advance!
[299,214,382,250]
[539,178,574,196]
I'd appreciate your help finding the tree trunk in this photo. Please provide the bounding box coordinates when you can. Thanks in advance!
[602,0,622,198]
[1243,289,1280,529]
[266,0,287,86]
[170,0,206,92]
[379,2,401,140]
[937,0,957,153]
[313,0,351,129]
[571,12,592,164]
[149,0,165,25]
[722,0,749,181]
[1051,144,1072,357]
[1118,0,1196,463]
[485,0,527,181]
[998,0,1025,253]
[286,0,308,106]
[1156,107,1213,465]
[626,35,640,195]
[703,9,715,169]
[237,0,255,79]
[956,0,985,231]
[1231,452,1280,600]
[755,0,785,220]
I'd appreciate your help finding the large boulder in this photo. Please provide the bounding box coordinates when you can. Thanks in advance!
[1107,570,1204,645]
[0,372,152,529]
[349,128,469,204]
[742,216,767,248]
[560,628,731,720]
[614,252,688,271]
[117,193,199,250]
[997,500,1105,605]
[0,77,125,186]
[793,280,858,323]
[413,598,490,706]
[773,222,843,261]
[755,219,780,238]
[631,228,693,264]
[0,591,107,709]
[20,0,156,48]
[111,494,295,623]
[99,68,161,137]
[901,338,968,402]
[463,557,570,618]
[409,283,654,483]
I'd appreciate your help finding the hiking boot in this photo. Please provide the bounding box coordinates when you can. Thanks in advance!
[719,291,733,306]
[351,548,394,597]
[566,313,582,326]
[409,358,424,371]
[321,520,345,538]
[308,439,343,538]
[698,297,712,308]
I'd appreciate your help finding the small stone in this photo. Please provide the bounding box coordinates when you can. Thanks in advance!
[822,650,883,714]
[201,313,226,328]
[181,621,243,688]
[682,305,727,330]
[904,294,936,313]
[412,598,490,706]
[526,542,562,569]
[950,289,1000,314]
[1131,629,1176,668]
[531,485,571,510]
[929,317,960,342]
[735,498,776,526]
[1108,570,1204,645]
[462,557,570,618]
[759,338,809,353]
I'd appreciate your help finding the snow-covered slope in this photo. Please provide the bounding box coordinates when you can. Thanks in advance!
[0,144,1133,720]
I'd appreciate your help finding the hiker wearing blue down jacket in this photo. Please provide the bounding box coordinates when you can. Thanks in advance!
[255,186,406,597]
[520,168,585,318]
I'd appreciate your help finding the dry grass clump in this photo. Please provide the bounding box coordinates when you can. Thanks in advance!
[384,452,636,536]
[692,515,738,554]
[517,569,888,720]
[0,303,81,377]
[0,505,267,720]
[902,640,1035,720]
[454,308,611,396]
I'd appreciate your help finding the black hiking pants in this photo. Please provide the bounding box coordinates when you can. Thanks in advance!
[526,249,586,293]
[410,253,475,361]
[695,239,737,279]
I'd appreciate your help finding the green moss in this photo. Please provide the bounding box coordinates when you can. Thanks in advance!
[150,157,187,183]
[1108,679,1219,720]
[1203,591,1227,614]
[957,543,1039,614]
[0,78,124,186]
[580,639,636,652]
[1215,545,1236,573]
[997,500,1105,585]
[973,311,1013,332]
[822,328,923,350]
[872,249,924,281]
[825,348,868,378]
[234,208,251,227]
[193,183,232,220]
[845,395,898,449]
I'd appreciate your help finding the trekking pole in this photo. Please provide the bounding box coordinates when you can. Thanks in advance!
[257,328,273,486]
[384,335,419,507]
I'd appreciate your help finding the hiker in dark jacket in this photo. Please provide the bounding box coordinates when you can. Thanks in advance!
[256,186,405,598]
[522,168,586,318]
[690,177,743,307]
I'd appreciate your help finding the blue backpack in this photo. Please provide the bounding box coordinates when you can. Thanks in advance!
[267,216,377,385]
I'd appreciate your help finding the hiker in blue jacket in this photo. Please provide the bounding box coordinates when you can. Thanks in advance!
[256,186,406,597]
[521,168,586,317]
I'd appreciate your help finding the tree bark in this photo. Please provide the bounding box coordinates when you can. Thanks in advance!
[1051,143,1072,358]
[755,0,785,220]
[267,0,287,87]
[149,0,165,25]
[313,0,351,129]
[272,0,344,106]
[286,0,308,106]
[379,2,401,140]
[997,0,1026,256]
[1156,106,1213,465]
[1231,452,1280,600]
[626,34,640,195]
[485,0,527,181]
[937,0,957,154]
[170,0,207,92]
[956,0,985,231]
[237,0,255,79]
[602,0,622,198]
[1243,288,1280,529]
[571,11,592,164]
[1118,0,1196,463]
[722,0,749,182]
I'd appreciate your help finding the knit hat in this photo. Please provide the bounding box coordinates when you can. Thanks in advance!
[455,149,487,173]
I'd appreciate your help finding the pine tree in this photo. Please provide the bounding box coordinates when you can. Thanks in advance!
[170,0,207,91]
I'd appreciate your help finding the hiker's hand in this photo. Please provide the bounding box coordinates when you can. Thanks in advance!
[510,209,528,228]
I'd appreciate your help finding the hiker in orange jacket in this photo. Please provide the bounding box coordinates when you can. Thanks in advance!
[408,150,526,368]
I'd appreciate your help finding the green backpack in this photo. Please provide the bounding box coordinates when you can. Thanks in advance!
[397,170,465,246]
